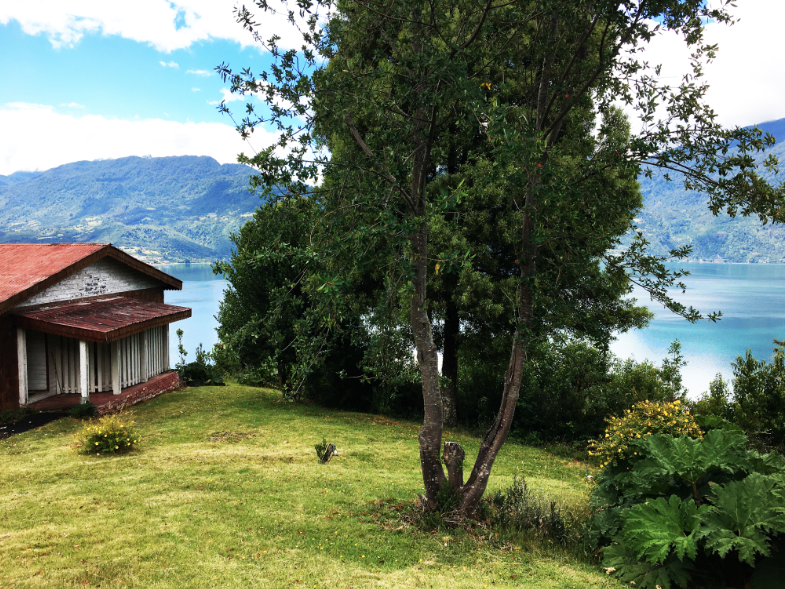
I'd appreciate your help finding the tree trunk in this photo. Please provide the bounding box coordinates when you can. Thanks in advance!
[459,207,537,514]
[443,440,465,490]
[454,10,557,515]
[409,54,445,505]
[441,295,459,427]
[320,443,336,464]
[441,129,460,428]
[411,222,446,508]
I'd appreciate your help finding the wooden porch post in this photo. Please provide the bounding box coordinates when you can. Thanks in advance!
[140,330,149,382]
[164,327,170,370]
[111,341,121,395]
[17,328,28,406]
[79,340,90,404]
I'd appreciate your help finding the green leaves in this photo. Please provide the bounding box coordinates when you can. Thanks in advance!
[593,428,785,587]
[601,541,694,589]
[635,430,750,491]
[622,496,709,564]
[699,473,785,565]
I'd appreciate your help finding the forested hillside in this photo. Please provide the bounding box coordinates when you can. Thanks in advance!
[622,118,785,263]
[0,156,261,263]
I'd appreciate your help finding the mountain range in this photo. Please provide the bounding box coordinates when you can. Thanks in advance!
[2,118,785,264]
[626,118,785,263]
[0,156,262,263]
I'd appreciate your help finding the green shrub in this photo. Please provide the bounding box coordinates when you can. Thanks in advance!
[493,474,583,546]
[0,407,31,425]
[691,372,734,421]
[588,428,785,589]
[588,400,702,468]
[691,343,785,453]
[314,438,329,462]
[471,338,689,445]
[68,401,97,419]
[729,346,785,452]
[177,342,225,387]
[236,367,273,387]
[314,438,337,463]
[72,413,140,455]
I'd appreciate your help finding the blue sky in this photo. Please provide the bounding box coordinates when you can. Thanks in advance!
[0,0,782,175]
[0,19,247,124]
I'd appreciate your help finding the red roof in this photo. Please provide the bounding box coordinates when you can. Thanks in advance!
[0,243,182,314]
[12,296,191,343]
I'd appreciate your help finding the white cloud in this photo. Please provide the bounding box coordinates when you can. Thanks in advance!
[0,0,307,52]
[631,2,785,129]
[186,69,212,76]
[5,101,53,110]
[159,60,179,68]
[191,87,201,92]
[61,102,86,109]
[218,87,245,103]
[0,103,278,175]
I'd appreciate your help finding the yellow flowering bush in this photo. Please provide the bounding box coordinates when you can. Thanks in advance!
[587,400,702,467]
[72,413,139,455]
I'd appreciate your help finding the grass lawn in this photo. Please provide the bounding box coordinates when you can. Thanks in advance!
[0,384,619,588]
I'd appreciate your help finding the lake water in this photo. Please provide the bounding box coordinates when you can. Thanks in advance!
[609,263,785,398]
[158,262,785,399]
[157,264,228,365]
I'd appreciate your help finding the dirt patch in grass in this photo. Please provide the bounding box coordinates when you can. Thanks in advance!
[0,411,67,440]
[208,430,258,443]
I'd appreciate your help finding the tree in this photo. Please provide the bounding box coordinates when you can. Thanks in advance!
[426,105,653,428]
[219,0,783,513]
[214,193,421,412]
[213,197,316,391]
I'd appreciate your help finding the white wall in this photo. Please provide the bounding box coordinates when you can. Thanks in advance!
[16,258,161,308]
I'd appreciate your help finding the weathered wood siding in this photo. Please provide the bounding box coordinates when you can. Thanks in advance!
[0,314,19,411]
[16,258,161,308]
[26,330,48,391]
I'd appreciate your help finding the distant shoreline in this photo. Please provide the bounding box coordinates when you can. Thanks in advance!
[154,262,215,267]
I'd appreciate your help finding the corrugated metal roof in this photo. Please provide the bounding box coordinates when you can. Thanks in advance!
[12,296,191,343]
[0,243,183,313]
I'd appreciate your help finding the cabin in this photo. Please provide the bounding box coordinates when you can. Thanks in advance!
[0,243,191,413]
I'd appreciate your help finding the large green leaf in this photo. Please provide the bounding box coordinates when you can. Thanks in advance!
[695,414,743,433]
[618,461,690,504]
[587,506,622,545]
[699,472,785,565]
[622,495,709,564]
[634,430,749,490]
[746,449,785,476]
[602,541,694,589]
